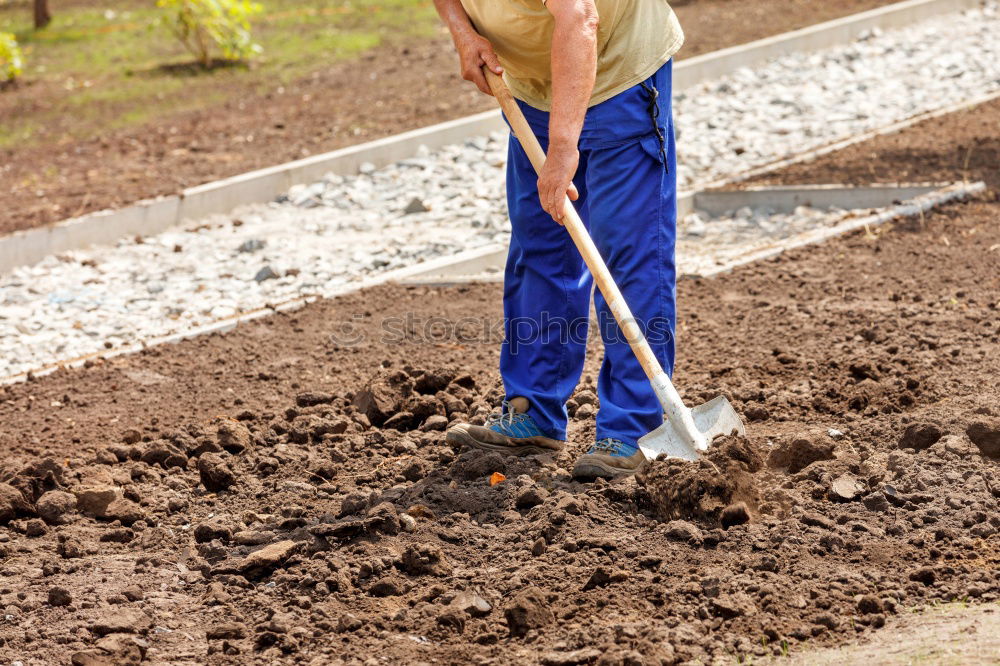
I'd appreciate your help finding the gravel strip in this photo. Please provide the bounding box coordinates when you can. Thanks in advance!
[2,4,998,377]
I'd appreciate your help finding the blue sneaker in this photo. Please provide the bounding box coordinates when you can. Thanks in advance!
[572,438,648,479]
[446,400,564,456]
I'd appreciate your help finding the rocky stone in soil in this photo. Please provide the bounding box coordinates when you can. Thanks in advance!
[198,452,238,492]
[236,540,299,580]
[72,485,122,517]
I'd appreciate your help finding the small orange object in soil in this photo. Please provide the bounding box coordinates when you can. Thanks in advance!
[489,472,506,486]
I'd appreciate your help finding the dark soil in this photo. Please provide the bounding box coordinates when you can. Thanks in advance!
[0,0,898,235]
[1,99,999,663]
[733,97,1000,192]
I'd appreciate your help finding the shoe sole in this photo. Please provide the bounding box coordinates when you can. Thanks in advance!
[446,429,562,457]
[572,458,646,480]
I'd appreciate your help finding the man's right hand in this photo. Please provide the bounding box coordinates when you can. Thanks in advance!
[455,32,503,95]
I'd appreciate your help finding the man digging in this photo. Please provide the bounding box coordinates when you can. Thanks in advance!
[434,0,684,479]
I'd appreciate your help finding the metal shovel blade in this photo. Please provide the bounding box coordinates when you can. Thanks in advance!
[637,395,746,461]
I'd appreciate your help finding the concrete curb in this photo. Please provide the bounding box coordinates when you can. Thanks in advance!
[680,183,945,217]
[0,0,981,275]
[702,89,1000,191]
[695,181,987,278]
[0,111,507,275]
[399,182,973,284]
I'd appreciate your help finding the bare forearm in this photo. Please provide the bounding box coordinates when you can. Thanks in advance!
[548,1,598,149]
[433,0,477,44]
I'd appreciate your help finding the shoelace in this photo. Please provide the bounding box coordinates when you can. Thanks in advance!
[486,399,523,430]
[593,437,626,454]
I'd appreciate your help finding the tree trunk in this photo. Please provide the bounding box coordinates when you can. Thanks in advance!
[34,0,52,29]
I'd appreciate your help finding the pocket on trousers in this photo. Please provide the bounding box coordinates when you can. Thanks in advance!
[638,134,668,171]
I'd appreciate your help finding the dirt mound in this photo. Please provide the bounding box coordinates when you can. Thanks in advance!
[637,435,763,526]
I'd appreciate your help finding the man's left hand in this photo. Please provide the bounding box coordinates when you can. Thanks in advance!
[537,140,580,224]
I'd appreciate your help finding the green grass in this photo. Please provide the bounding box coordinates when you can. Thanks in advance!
[0,0,441,147]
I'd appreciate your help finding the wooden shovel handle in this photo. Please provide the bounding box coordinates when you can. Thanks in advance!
[482,67,667,386]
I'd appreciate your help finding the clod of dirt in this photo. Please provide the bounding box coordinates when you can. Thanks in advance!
[710,592,756,619]
[0,483,31,524]
[295,391,335,407]
[504,586,554,638]
[516,485,550,509]
[450,451,508,481]
[720,502,751,527]
[768,432,835,472]
[582,566,629,591]
[413,368,456,395]
[13,458,67,502]
[857,594,883,614]
[57,534,86,559]
[198,453,237,492]
[368,576,407,597]
[422,415,449,432]
[217,420,252,454]
[337,613,362,633]
[48,586,73,607]
[664,520,704,545]
[206,622,247,640]
[365,502,401,536]
[402,543,452,576]
[25,519,47,537]
[637,436,761,526]
[71,634,147,665]
[35,490,77,525]
[195,520,233,544]
[899,422,943,451]
[352,372,413,426]
[966,419,1000,458]
[103,499,146,527]
[909,566,937,586]
[139,439,186,469]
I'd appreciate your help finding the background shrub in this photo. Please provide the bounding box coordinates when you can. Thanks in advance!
[0,31,24,84]
[156,0,263,68]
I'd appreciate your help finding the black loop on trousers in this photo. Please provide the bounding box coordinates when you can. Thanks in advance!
[640,81,669,173]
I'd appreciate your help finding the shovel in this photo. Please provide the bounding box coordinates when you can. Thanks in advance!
[483,68,745,461]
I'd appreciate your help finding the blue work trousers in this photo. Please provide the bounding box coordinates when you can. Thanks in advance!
[501,60,678,446]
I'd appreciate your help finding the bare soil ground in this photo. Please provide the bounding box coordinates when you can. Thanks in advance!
[735,97,1000,192]
[0,99,998,664]
[0,0,898,235]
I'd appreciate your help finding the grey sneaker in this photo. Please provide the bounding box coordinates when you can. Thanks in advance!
[572,438,648,479]
[446,400,564,456]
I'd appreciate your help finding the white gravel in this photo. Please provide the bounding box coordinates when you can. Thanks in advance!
[673,3,1000,189]
[2,3,999,378]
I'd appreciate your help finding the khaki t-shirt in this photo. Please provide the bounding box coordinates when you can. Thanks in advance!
[460,0,684,110]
